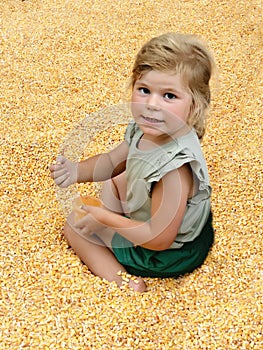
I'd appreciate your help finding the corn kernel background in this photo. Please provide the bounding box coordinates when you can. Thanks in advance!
[0,0,262,349]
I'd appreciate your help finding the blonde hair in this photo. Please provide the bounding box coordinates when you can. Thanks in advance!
[130,33,215,139]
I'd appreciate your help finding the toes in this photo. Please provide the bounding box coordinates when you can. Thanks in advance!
[129,278,147,293]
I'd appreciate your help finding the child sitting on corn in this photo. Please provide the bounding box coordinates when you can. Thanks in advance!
[50,32,215,292]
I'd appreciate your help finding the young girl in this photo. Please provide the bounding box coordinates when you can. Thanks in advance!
[50,33,215,292]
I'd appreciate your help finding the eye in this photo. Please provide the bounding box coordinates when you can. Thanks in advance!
[138,87,150,95]
[164,92,177,100]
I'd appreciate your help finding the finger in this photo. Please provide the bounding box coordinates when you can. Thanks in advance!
[58,178,73,188]
[54,167,68,177]
[54,173,70,186]
[50,168,67,180]
[49,155,65,170]
[74,215,89,229]
[49,163,66,175]
[49,164,55,172]
[74,220,85,230]
[80,205,91,213]
[76,228,91,240]
[56,155,67,164]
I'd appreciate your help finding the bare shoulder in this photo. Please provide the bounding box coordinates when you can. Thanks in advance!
[158,163,194,199]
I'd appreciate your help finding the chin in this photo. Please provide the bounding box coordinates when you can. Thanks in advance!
[138,123,163,135]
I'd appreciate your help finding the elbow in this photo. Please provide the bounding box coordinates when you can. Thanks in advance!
[142,240,175,251]
[153,243,173,251]
[140,228,179,251]
[142,230,179,251]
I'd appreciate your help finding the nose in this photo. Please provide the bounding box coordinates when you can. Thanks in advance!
[146,93,161,111]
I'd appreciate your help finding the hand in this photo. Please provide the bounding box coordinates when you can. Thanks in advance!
[49,155,78,188]
[73,206,106,236]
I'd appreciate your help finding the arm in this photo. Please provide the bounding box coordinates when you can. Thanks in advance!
[80,164,193,251]
[49,141,129,187]
[77,141,128,183]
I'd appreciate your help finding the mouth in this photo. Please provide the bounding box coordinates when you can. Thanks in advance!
[141,115,164,124]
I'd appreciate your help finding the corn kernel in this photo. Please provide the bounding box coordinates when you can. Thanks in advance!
[0,0,262,349]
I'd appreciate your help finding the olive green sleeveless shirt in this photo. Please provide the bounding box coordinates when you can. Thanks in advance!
[124,121,212,249]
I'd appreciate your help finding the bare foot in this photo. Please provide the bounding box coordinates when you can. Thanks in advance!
[128,277,147,292]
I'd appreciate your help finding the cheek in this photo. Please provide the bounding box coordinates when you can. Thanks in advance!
[175,101,192,118]
[131,90,140,104]
[185,104,192,120]
[131,102,141,118]
[164,104,191,124]
[131,92,144,116]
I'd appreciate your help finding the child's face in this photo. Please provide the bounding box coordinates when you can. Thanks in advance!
[131,70,192,144]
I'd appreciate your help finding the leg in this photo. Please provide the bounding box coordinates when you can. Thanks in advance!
[63,213,146,292]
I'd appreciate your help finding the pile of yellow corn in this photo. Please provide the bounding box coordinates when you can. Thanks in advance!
[1,0,262,348]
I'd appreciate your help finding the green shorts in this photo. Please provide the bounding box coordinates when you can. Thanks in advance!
[111,212,214,278]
